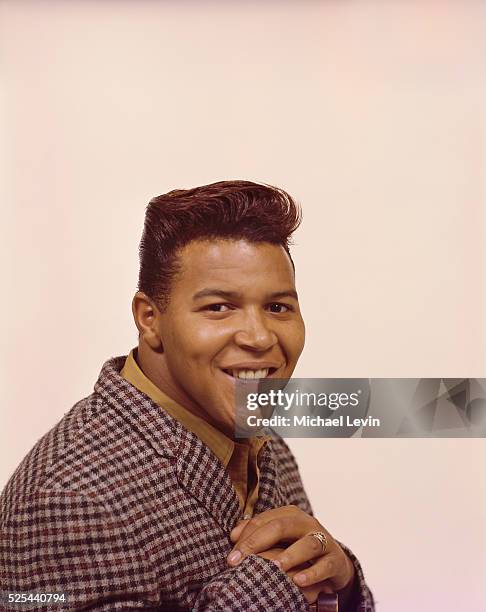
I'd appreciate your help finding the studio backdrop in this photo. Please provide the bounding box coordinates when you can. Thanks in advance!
[1,1,485,610]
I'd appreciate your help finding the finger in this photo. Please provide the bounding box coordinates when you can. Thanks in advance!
[233,506,305,547]
[293,553,340,588]
[299,580,334,605]
[229,519,250,542]
[255,547,286,561]
[227,516,303,566]
[273,533,329,571]
[233,514,275,547]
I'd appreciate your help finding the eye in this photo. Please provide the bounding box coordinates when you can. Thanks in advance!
[205,303,231,312]
[267,302,292,314]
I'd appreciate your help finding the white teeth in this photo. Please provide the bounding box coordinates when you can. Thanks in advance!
[229,368,269,379]
[254,369,269,379]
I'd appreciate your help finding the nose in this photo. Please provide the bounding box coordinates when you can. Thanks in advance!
[233,309,278,352]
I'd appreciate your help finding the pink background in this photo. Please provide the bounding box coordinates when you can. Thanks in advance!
[1,1,485,609]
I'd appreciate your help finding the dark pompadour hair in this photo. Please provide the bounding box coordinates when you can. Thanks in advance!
[137,180,302,309]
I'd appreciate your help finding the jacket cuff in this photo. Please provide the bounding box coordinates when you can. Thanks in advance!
[193,554,309,611]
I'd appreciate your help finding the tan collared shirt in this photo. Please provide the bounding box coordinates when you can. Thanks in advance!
[120,349,267,518]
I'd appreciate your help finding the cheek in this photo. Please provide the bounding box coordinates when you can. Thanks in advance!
[283,321,306,360]
[167,319,230,365]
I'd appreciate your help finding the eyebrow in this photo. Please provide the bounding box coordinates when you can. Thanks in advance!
[192,288,299,301]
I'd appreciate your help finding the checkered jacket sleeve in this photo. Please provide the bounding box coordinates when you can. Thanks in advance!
[1,490,158,610]
[1,489,309,611]
[1,482,373,612]
[192,555,310,611]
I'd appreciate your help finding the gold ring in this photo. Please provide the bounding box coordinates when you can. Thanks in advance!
[308,531,328,553]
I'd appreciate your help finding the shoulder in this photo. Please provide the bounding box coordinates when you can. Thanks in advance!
[1,393,100,507]
[1,390,175,519]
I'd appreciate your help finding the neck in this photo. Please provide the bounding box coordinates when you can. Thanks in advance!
[136,342,212,424]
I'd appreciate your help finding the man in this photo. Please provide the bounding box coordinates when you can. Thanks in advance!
[0,181,374,611]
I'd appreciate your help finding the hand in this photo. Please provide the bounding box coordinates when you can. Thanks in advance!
[257,547,334,605]
[227,505,355,592]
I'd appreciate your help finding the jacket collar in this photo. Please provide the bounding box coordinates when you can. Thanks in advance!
[95,356,280,532]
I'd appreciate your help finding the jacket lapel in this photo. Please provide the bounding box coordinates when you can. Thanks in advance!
[95,356,242,532]
[175,425,241,532]
[253,441,287,514]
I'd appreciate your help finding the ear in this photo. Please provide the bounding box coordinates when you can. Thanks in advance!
[132,291,163,351]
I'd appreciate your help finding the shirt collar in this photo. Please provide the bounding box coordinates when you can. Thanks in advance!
[120,348,235,466]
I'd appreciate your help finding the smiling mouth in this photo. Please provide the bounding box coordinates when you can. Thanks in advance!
[221,367,278,380]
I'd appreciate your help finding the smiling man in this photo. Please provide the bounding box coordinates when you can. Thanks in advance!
[1,181,374,611]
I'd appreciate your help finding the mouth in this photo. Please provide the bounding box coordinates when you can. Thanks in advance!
[220,367,278,380]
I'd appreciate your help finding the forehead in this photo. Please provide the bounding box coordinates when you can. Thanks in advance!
[173,239,295,294]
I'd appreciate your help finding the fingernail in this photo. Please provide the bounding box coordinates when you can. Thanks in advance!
[228,550,242,565]
[294,573,307,585]
[273,560,282,569]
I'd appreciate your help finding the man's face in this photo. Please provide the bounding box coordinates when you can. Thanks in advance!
[154,239,305,434]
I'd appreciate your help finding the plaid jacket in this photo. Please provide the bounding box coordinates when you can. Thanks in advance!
[0,356,374,611]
